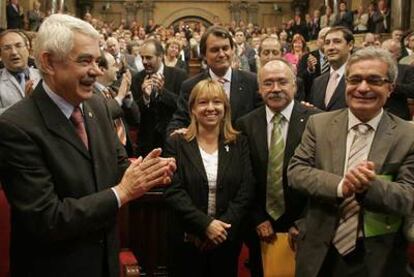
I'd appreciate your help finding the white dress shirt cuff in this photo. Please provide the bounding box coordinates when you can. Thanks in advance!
[337,179,344,198]
[111,188,122,208]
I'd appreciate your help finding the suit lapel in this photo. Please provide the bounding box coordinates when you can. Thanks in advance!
[182,139,207,181]
[285,102,308,167]
[368,113,396,171]
[327,76,345,110]
[217,139,232,187]
[83,101,100,162]
[254,107,269,168]
[3,69,24,98]
[315,73,330,109]
[230,70,242,120]
[33,84,91,159]
[328,110,348,175]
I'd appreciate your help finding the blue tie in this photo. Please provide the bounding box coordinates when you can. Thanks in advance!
[17,72,26,92]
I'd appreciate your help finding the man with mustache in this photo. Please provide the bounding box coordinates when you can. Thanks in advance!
[309,26,354,111]
[288,47,414,277]
[0,29,41,114]
[0,14,176,277]
[167,26,261,135]
[236,59,319,276]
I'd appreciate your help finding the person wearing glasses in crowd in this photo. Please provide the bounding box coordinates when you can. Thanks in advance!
[164,79,254,277]
[288,47,414,277]
[0,29,41,114]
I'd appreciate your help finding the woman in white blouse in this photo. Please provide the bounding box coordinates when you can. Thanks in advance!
[164,79,254,277]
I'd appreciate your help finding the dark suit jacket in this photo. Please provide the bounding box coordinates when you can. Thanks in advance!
[94,85,140,156]
[385,64,414,120]
[236,102,319,231]
[164,134,254,241]
[6,4,23,29]
[288,109,414,277]
[131,66,187,156]
[334,10,354,31]
[0,82,129,277]
[167,69,262,134]
[309,71,347,111]
[297,50,322,101]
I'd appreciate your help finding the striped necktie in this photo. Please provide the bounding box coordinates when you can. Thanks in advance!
[266,113,285,220]
[321,55,330,75]
[333,123,371,255]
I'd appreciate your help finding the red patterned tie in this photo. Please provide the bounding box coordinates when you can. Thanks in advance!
[70,106,89,149]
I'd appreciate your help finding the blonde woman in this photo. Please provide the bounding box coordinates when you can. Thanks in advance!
[164,79,254,277]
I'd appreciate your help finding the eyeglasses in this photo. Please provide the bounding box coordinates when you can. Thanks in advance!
[262,78,291,89]
[0,42,26,52]
[346,75,391,86]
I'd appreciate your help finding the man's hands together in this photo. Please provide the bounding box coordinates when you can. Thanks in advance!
[114,148,176,206]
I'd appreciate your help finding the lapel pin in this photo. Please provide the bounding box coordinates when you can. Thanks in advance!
[224,145,229,152]
[300,118,304,122]
[88,112,93,118]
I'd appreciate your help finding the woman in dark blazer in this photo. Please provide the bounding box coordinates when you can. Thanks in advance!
[164,79,254,277]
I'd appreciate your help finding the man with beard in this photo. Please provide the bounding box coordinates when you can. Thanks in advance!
[0,29,41,114]
[130,38,187,156]
[309,27,354,111]
[167,26,261,135]
[236,59,319,276]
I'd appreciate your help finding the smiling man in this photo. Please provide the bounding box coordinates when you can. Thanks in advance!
[0,29,41,114]
[167,26,261,135]
[309,26,354,111]
[236,59,319,277]
[288,47,414,277]
[0,14,175,277]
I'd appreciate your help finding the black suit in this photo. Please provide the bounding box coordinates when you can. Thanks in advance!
[167,69,262,134]
[297,50,323,101]
[164,134,254,277]
[385,64,414,120]
[0,82,129,277]
[94,85,140,156]
[236,102,319,276]
[6,3,23,29]
[309,71,347,111]
[131,66,187,156]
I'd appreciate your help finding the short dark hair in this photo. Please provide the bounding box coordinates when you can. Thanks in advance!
[142,38,164,57]
[126,41,139,55]
[324,26,354,44]
[199,26,234,58]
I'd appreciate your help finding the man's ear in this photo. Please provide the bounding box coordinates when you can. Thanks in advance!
[38,52,56,75]
[388,83,395,98]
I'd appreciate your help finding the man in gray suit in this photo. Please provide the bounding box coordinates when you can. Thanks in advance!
[0,29,41,114]
[288,47,414,277]
[309,27,354,111]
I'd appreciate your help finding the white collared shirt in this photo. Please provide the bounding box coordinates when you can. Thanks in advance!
[265,100,294,148]
[43,82,77,119]
[336,109,383,197]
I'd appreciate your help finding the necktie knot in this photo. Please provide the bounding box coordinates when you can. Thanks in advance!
[354,123,371,136]
[217,78,228,85]
[70,107,84,125]
[271,113,283,125]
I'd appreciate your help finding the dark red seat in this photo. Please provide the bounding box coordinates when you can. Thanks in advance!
[0,186,10,277]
